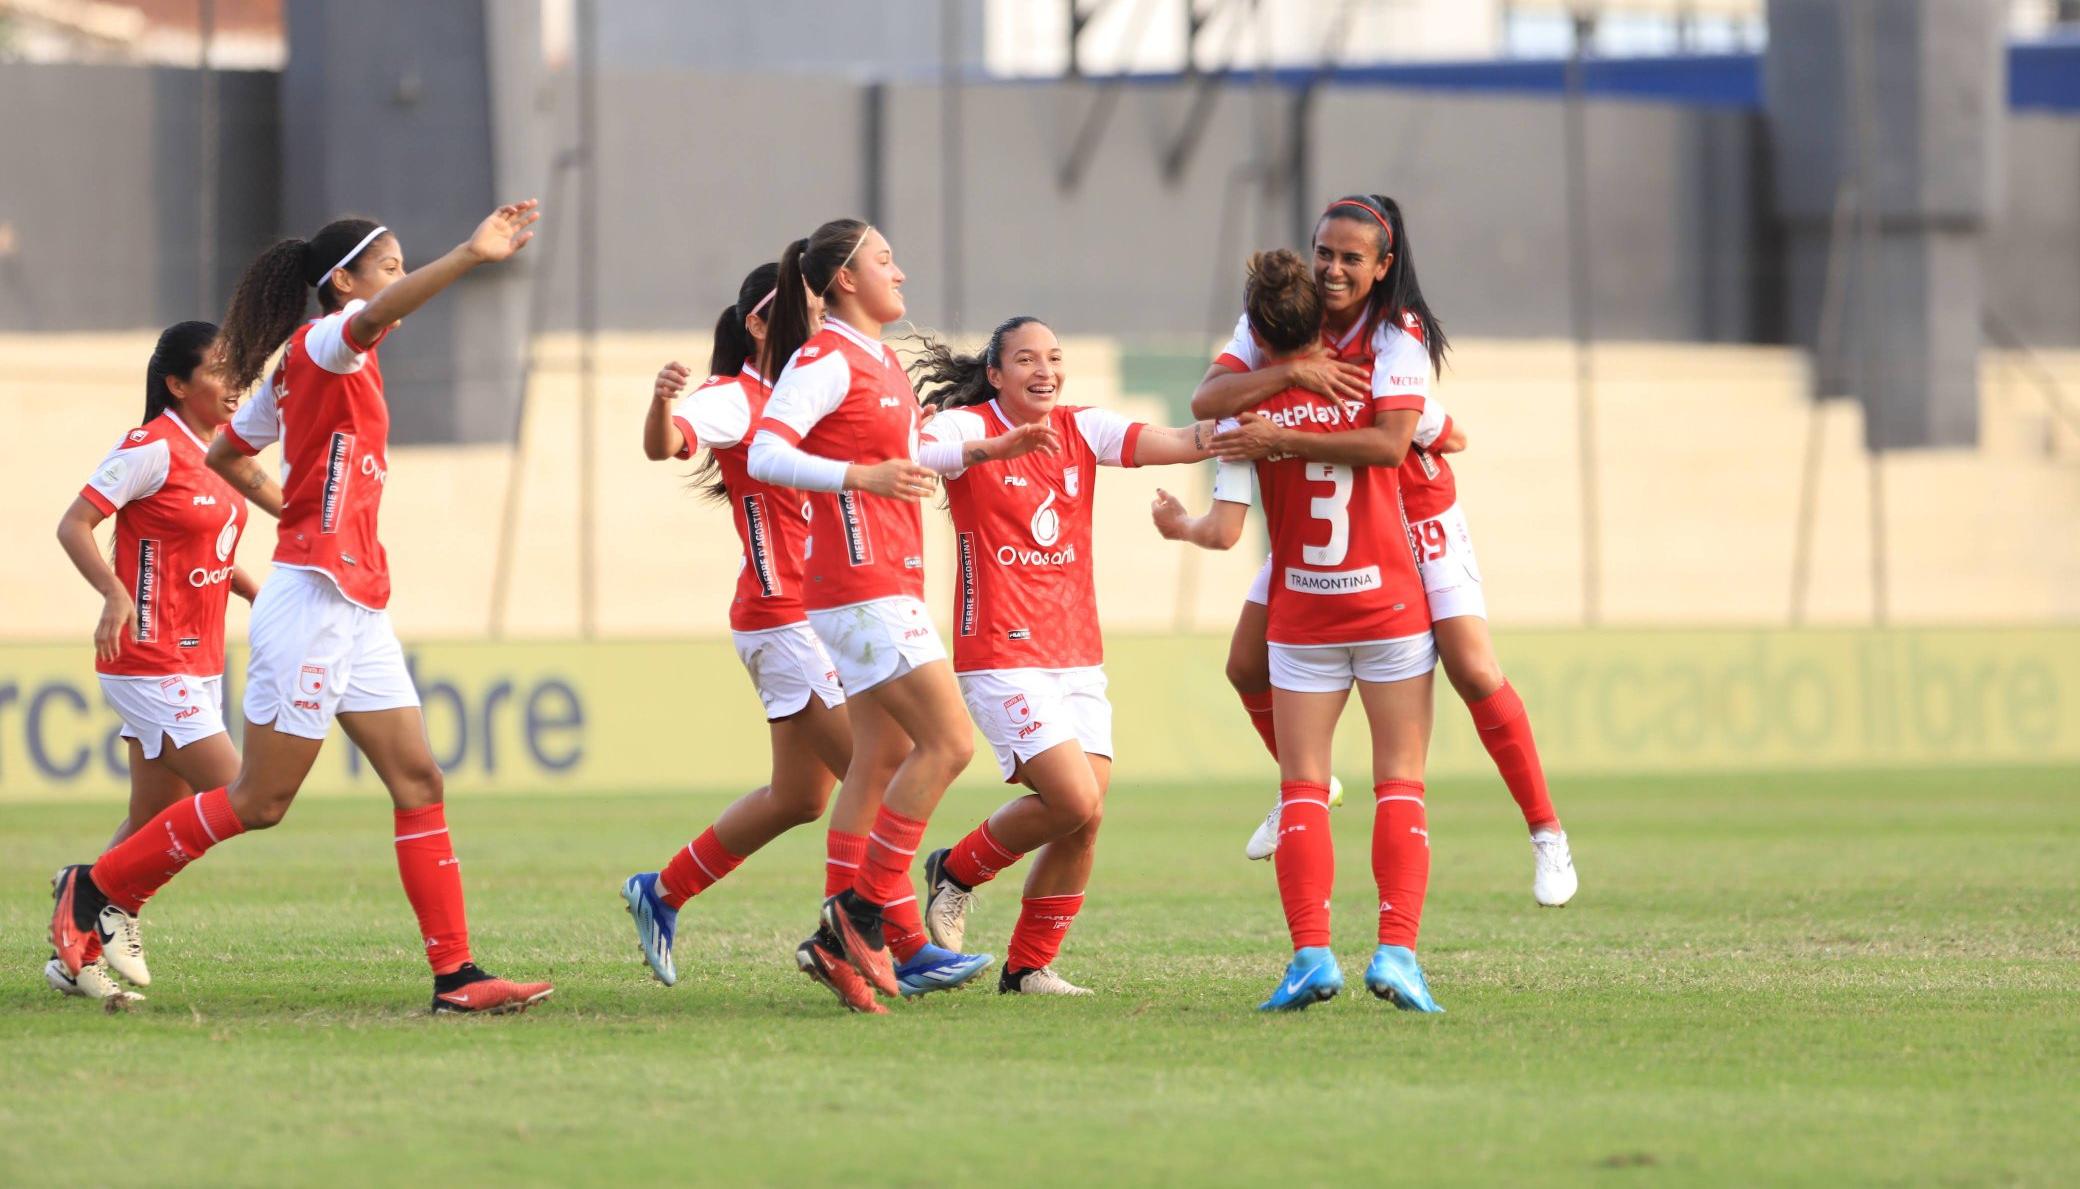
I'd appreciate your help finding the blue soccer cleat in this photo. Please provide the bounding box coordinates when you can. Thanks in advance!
[620,872,678,987]
[1364,944,1444,1013]
[1257,946,1345,1012]
[895,943,994,997]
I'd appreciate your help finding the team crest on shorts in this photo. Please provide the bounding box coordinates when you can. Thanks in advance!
[1063,466,1080,498]
[299,664,327,695]
[1003,693,1032,725]
[158,676,191,706]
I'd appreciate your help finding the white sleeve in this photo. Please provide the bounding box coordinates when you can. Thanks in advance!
[82,437,170,512]
[917,408,991,476]
[1412,394,1449,449]
[303,299,383,375]
[1211,459,1254,506]
[1071,406,1142,466]
[759,350,851,443]
[675,382,753,450]
[1215,311,1262,371]
[747,432,851,493]
[1370,327,1432,408]
[226,372,282,453]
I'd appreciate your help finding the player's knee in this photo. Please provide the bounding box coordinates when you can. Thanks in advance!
[773,783,830,828]
[922,731,975,779]
[233,789,296,830]
[387,762,445,811]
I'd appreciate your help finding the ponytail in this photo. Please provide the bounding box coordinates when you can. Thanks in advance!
[907,315,1047,412]
[1318,194,1449,376]
[689,260,781,503]
[218,216,385,394]
[142,321,220,425]
[761,219,871,379]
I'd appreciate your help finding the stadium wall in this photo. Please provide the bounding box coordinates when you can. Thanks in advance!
[2,629,2075,803]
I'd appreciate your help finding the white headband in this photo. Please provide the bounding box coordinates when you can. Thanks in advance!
[321,225,388,286]
[819,226,874,297]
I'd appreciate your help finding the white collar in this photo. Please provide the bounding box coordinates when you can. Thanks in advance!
[160,410,209,452]
[822,315,883,357]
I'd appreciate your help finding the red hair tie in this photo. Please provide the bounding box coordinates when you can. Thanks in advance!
[1324,200,1392,251]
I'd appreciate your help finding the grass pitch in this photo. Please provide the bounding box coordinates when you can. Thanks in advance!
[3,765,2077,1186]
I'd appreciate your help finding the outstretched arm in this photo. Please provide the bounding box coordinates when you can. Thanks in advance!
[1128,420,1217,466]
[205,436,284,517]
[346,200,540,347]
[1212,408,1421,469]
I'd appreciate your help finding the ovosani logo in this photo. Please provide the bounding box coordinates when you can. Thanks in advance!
[1030,489,1060,547]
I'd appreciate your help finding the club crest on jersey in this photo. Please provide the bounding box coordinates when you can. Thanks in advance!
[127,429,149,443]
[299,664,326,696]
[1063,466,1080,498]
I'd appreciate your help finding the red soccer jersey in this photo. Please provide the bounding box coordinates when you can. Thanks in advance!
[928,400,1144,672]
[1214,306,1458,522]
[671,363,815,632]
[755,317,927,611]
[79,412,249,677]
[1246,385,1431,647]
[222,300,395,609]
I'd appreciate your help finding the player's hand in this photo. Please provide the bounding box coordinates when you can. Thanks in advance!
[1151,488,1190,540]
[94,591,136,664]
[848,458,937,501]
[654,361,692,404]
[1212,412,1283,462]
[1287,347,1370,405]
[985,422,1061,462]
[466,199,540,263]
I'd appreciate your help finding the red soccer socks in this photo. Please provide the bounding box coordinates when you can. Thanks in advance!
[1272,781,1334,949]
[91,788,246,913]
[1373,780,1430,948]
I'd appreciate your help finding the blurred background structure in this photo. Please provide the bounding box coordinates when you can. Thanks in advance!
[2,1,2076,796]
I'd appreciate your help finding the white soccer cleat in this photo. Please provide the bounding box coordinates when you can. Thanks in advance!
[46,957,144,1004]
[1001,966,1093,996]
[1246,776,1344,861]
[922,848,975,952]
[1531,829,1577,907]
[96,904,150,986]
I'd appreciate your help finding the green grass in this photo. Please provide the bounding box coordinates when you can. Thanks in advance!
[4,767,2078,1186]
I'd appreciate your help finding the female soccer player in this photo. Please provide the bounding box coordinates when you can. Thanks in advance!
[49,204,555,1014]
[1184,194,1576,907]
[747,219,1058,1008]
[904,316,1213,995]
[1166,249,1446,1012]
[616,260,862,995]
[47,321,266,1003]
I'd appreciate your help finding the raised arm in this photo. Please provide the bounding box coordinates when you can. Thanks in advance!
[1127,420,1217,466]
[643,361,692,461]
[1151,486,1248,551]
[206,435,284,518]
[346,200,539,348]
[55,498,133,664]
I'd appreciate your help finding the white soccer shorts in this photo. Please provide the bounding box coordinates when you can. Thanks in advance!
[958,666,1115,782]
[1411,502,1486,622]
[733,621,846,720]
[243,567,421,740]
[1244,553,1272,606]
[99,673,226,760]
[805,595,949,696]
[1268,631,1437,694]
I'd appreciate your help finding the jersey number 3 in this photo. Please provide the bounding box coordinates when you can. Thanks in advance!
[1304,462,1353,566]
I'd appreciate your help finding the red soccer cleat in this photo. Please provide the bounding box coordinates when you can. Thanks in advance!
[796,931,887,1014]
[430,964,555,1015]
[820,892,899,998]
[48,865,103,978]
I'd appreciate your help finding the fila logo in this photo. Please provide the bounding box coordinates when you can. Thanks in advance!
[191,494,218,506]
[878,396,902,408]
[128,429,149,443]
[1002,475,1028,486]
[801,346,821,359]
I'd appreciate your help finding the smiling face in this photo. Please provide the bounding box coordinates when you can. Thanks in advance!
[831,227,905,326]
[1311,215,1391,327]
[170,345,240,431]
[323,232,404,310]
[987,321,1063,424]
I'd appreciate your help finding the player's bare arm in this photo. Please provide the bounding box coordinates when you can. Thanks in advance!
[55,496,134,663]
[642,360,692,460]
[1213,408,1420,468]
[346,199,540,346]
[1189,348,1369,420]
[1151,487,1247,551]
[1131,421,1219,465]
[204,436,284,517]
